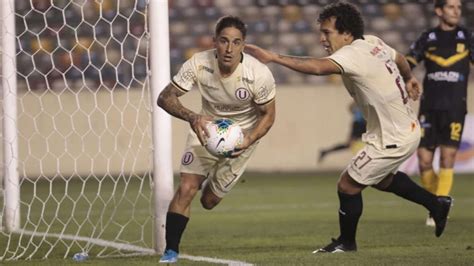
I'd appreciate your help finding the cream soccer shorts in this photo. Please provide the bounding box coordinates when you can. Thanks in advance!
[180,131,258,198]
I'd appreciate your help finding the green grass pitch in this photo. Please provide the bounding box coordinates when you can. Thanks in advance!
[2,172,473,265]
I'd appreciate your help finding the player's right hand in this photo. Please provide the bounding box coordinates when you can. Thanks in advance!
[189,114,213,146]
[405,76,421,101]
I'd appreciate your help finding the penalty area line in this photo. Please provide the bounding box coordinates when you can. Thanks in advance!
[8,228,253,265]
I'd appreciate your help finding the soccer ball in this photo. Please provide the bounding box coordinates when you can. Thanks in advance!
[205,118,243,158]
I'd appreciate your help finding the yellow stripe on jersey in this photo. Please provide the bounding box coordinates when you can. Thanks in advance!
[424,50,469,67]
[327,58,344,74]
[406,56,418,66]
[171,80,188,93]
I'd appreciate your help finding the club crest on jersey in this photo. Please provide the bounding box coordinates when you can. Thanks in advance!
[181,152,194,165]
[456,31,465,40]
[235,88,250,101]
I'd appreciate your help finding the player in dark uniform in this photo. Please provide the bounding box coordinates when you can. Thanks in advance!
[406,0,473,226]
[318,102,366,163]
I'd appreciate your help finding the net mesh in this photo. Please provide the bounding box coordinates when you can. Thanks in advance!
[1,0,154,260]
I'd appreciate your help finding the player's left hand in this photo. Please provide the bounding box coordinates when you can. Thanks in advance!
[405,76,421,101]
[244,44,275,64]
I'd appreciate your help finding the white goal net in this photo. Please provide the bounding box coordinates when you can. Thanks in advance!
[0,0,167,260]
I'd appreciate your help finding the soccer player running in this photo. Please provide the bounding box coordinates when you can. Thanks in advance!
[245,2,452,253]
[157,16,276,263]
[406,0,473,226]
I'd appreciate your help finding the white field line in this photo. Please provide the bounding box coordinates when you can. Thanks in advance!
[8,229,253,265]
[180,254,253,266]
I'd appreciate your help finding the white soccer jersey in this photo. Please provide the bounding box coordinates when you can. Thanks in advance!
[171,49,276,130]
[328,35,419,150]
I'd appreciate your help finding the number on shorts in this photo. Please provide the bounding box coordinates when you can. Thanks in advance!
[353,151,372,170]
[450,122,462,141]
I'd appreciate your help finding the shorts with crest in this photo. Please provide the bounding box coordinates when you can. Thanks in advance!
[180,131,258,198]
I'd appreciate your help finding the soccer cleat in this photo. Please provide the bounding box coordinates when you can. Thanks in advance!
[312,238,357,253]
[159,249,178,263]
[431,196,452,237]
[425,214,435,227]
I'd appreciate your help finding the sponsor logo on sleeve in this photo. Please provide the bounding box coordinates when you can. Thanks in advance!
[256,86,270,100]
[456,31,465,40]
[177,69,195,85]
[428,32,437,41]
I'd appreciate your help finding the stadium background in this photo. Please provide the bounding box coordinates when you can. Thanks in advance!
[167,0,474,173]
[9,0,474,177]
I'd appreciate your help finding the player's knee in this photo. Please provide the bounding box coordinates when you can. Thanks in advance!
[417,150,434,171]
[337,172,364,194]
[200,197,219,210]
[178,182,200,200]
[337,180,361,195]
[439,151,457,168]
[337,181,350,194]
[200,190,222,210]
[200,199,215,210]
[418,159,433,172]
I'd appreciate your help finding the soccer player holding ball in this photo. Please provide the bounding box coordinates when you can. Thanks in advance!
[157,16,276,263]
[246,2,452,253]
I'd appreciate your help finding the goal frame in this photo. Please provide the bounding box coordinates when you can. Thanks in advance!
[1,0,173,256]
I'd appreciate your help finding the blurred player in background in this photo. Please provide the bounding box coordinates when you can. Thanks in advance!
[157,15,276,263]
[406,0,473,226]
[246,2,452,253]
[318,102,366,163]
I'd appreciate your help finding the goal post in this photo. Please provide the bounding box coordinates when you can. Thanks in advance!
[150,0,174,254]
[1,0,173,260]
[2,0,20,233]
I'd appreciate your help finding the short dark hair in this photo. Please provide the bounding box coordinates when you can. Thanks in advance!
[318,2,364,40]
[215,15,247,39]
[434,0,446,8]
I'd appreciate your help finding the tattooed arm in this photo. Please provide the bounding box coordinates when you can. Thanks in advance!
[157,83,194,121]
[157,83,212,145]
[245,44,340,75]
